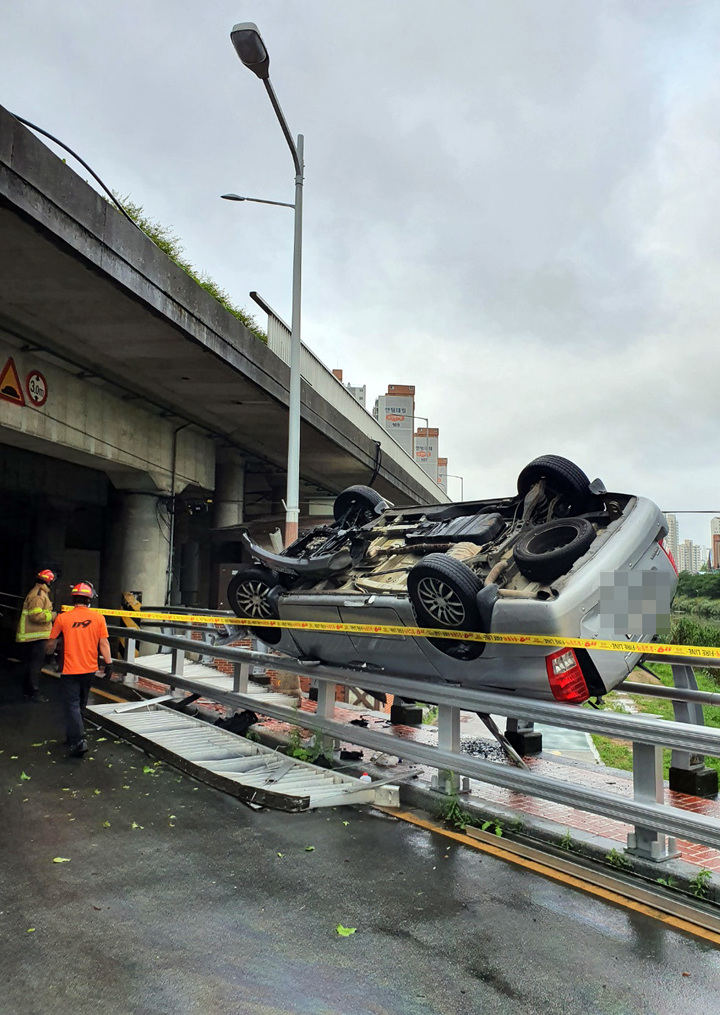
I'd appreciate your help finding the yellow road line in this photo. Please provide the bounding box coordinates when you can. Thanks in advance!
[384,808,720,947]
[89,686,128,703]
[42,667,128,704]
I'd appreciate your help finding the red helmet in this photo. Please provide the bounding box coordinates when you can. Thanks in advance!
[71,581,97,599]
[37,569,56,584]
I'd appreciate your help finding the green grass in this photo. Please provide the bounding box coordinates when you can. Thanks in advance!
[116,195,267,342]
[592,663,720,780]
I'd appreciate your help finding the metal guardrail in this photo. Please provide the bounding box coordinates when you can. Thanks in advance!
[109,624,720,862]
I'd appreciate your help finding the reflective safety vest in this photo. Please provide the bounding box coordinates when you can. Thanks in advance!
[16,585,54,643]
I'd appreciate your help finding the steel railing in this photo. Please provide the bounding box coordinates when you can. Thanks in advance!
[106,622,720,863]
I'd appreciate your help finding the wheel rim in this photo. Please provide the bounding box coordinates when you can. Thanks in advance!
[416,576,466,627]
[233,579,274,619]
[527,524,579,555]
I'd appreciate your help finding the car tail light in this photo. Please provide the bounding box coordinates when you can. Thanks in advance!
[660,539,678,575]
[545,648,589,703]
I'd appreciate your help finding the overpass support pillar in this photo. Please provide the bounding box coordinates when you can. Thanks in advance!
[33,499,71,575]
[214,455,245,529]
[116,492,168,612]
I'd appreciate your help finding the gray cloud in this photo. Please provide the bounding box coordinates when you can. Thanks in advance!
[2,0,720,543]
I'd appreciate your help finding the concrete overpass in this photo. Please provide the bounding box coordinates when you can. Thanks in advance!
[0,104,447,617]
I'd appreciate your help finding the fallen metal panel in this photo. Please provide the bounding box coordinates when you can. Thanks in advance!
[86,701,375,812]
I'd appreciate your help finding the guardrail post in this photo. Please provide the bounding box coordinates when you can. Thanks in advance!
[168,647,184,695]
[124,636,137,684]
[432,705,461,795]
[315,679,338,756]
[171,648,184,675]
[233,662,250,694]
[668,665,719,798]
[196,628,211,665]
[626,743,679,861]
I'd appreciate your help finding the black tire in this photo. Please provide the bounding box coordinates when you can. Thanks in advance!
[407,554,484,660]
[516,455,591,515]
[333,485,388,526]
[227,566,282,645]
[513,517,595,584]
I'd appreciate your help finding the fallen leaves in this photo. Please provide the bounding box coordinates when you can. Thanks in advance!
[52,857,71,863]
[336,924,356,937]
[20,772,31,781]
[304,846,315,852]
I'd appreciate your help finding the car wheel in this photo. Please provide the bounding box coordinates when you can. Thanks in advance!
[227,566,283,645]
[513,517,595,584]
[407,554,484,660]
[333,485,388,527]
[516,455,591,515]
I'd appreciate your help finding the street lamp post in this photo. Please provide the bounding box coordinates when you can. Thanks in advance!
[410,415,430,465]
[447,474,465,501]
[221,194,294,210]
[230,22,304,546]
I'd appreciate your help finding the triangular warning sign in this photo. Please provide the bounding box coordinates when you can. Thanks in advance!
[0,357,26,407]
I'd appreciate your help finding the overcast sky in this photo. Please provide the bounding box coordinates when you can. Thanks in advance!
[2,1,719,543]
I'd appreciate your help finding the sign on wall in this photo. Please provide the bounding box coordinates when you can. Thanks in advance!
[0,357,25,406]
[25,370,48,407]
[0,356,49,409]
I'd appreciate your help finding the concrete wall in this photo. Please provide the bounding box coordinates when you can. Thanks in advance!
[0,332,218,618]
[0,331,214,493]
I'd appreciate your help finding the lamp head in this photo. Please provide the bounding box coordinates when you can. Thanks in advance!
[231,23,270,79]
[221,194,246,202]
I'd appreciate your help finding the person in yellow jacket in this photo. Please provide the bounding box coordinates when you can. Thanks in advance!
[16,569,57,702]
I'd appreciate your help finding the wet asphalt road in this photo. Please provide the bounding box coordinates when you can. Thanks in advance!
[1,673,720,1015]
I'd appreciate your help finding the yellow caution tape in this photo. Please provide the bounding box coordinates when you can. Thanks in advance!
[61,605,720,660]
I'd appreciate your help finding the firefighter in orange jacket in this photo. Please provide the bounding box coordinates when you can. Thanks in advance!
[47,581,111,757]
[15,569,57,702]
